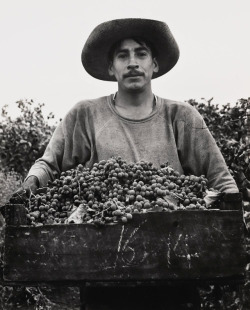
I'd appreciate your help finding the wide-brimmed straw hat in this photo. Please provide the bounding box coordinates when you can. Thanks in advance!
[81,18,179,81]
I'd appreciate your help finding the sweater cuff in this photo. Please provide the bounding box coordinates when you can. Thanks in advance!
[26,166,52,188]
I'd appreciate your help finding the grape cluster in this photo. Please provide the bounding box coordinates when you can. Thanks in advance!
[25,157,209,226]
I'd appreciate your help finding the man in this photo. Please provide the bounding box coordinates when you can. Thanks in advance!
[15,18,238,309]
[19,18,238,196]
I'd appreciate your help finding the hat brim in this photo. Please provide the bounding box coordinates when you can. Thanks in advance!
[81,18,180,81]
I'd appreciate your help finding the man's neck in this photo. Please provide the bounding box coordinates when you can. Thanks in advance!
[113,88,155,119]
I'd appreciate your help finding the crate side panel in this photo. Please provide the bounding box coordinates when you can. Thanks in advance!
[3,211,246,282]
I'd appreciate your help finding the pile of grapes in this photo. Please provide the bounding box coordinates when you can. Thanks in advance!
[25,157,210,226]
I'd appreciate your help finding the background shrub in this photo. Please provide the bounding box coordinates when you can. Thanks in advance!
[0,99,56,178]
[0,170,22,206]
[188,97,250,189]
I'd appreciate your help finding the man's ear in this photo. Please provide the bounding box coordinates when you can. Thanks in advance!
[108,63,114,77]
[153,58,159,73]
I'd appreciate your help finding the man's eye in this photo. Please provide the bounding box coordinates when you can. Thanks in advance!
[117,54,127,59]
[137,52,147,57]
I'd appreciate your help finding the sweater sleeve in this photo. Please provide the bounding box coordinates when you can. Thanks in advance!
[175,104,238,193]
[26,102,92,187]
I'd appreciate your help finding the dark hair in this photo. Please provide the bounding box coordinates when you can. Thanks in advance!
[108,37,158,62]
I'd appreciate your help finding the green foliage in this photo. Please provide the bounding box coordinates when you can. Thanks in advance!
[0,170,22,206]
[0,100,56,177]
[188,98,250,182]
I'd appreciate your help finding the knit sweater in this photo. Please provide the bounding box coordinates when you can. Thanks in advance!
[27,94,238,192]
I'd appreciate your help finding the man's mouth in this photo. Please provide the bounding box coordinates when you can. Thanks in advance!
[124,72,144,78]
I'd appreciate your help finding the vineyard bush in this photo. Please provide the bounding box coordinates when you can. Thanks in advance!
[0,170,22,207]
[188,98,250,196]
[0,99,56,177]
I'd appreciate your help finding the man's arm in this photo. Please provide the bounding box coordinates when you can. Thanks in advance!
[175,104,239,193]
[25,121,67,187]
[20,101,92,194]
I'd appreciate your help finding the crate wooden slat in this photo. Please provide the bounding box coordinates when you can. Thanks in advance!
[4,207,246,283]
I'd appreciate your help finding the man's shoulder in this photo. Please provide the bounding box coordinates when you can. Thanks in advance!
[73,95,110,110]
[61,95,111,122]
[158,97,205,124]
[159,97,194,111]
[64,95,111,119]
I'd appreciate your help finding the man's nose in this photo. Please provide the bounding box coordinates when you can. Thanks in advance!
[127,63,139,70]
[127,55,139,70]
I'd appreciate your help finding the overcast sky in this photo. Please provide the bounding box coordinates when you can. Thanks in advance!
[1,0,249,120]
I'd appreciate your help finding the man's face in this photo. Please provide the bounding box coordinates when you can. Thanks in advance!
[108,39,159,92]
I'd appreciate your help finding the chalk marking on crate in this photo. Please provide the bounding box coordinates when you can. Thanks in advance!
[122,219,148,252]
[173,233,183,251]
[117,225,125,253]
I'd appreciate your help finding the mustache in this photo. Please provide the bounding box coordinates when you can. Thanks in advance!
[123,70,144,78]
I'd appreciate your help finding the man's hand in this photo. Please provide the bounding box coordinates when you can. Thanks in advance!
[11,176,39,203]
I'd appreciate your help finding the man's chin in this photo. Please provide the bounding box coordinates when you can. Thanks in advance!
[125,82,144,92]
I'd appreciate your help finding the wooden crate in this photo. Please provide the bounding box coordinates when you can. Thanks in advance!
[3,193,247,285]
